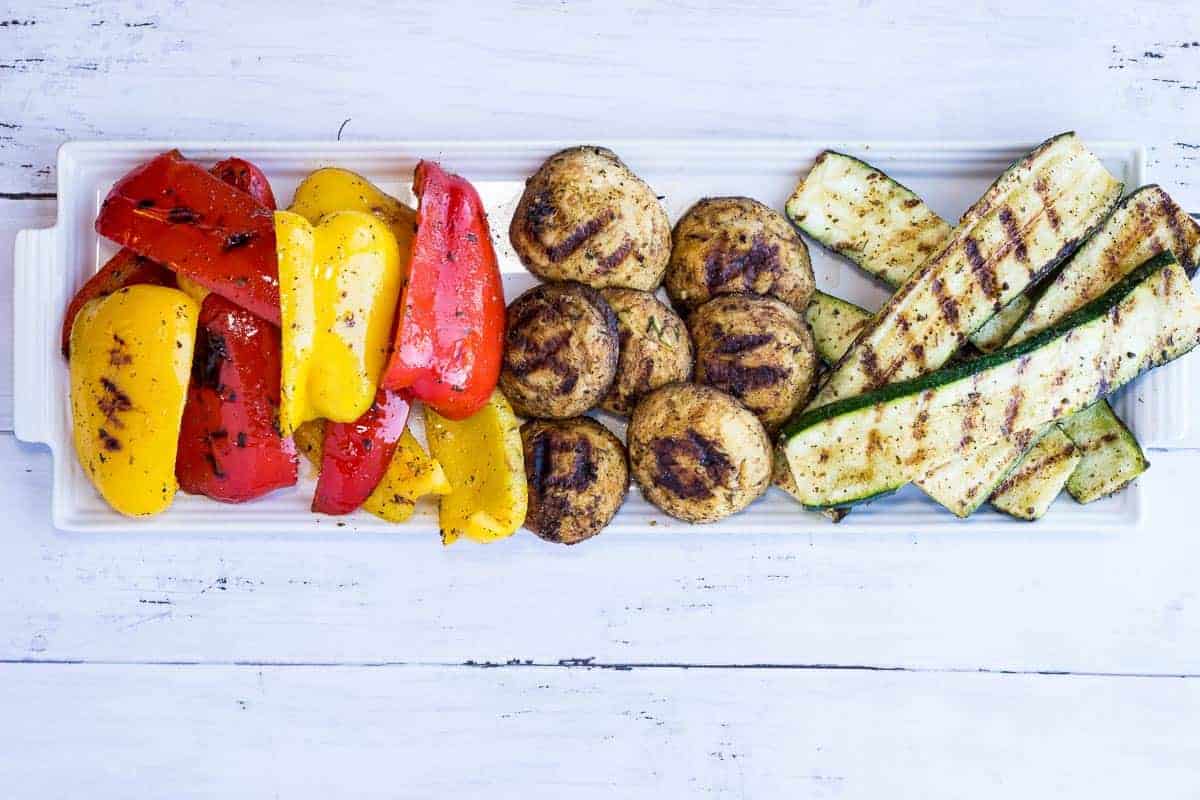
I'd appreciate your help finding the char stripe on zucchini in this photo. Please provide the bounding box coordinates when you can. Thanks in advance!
[781,252,1200,510]
[918,185,1200,516]
[806,132,1125,411]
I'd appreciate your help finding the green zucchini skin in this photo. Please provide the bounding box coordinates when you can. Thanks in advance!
[808,132,1124,410]
[805,291,872,365]
[1061,401,1149,503]
[920,185,1197,516]
[991,427,1082,520]
[781,252,1200,510]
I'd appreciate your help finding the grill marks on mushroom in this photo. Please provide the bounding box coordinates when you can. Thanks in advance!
[689,294,818,430]
[522,417,629,544]
[499,281,619,419]
[509,146,671,291]
[598,288,693,416]
[666,197,815,314]
[627,383,771,523]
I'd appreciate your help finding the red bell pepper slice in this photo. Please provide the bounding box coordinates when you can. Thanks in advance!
[312,390,411,515]
[64,156,278,356]
[95,150,280,323]
[380,161,505,420]
[176,294,298,502]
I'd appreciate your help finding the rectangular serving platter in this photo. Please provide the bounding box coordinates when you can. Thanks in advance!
[13,138,1185,533]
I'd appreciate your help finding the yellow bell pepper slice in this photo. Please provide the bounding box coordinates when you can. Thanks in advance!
[174,273,211,305]
[425,389,527,545]
[363,429,452,522]
[292,419,449,523]
[69,285,199,516]
[289,167,417,258]
[275,209,402,433]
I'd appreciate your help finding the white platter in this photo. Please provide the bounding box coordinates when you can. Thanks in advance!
[12,139,1183,533]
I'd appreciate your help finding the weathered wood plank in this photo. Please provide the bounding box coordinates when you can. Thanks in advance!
[2,662,1198,798]
[2,433,1199,672]
[1,0,1198,205]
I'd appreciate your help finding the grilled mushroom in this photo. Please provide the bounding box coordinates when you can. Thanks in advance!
[627,383,771,523]
[598,288,693,416]
[689,294,817,430]
[509,146,671,291]
[499,281,619,419]
[666,196,815,314]
[521,417,629,544]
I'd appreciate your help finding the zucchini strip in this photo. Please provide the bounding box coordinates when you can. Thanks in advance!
[805,291,871,365]
[781,252,1200,510]
[807,132,1124,410]
[1060,401,1150,503]
[990,427,1082,520]
[786,150,1031,352]
[918,186,1200,515]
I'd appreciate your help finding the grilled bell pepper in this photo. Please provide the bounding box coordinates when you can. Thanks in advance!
[425,388,527,544]
[65,156,277,356]
[274,209,403,432]
[175,294,298,502]
[381,161,505,420]
[61,252,174,357]
[95,150,280,323]
[311,390,410,515]
[69,285,199,516]
[295,419,450,522]
[289,167,416,257]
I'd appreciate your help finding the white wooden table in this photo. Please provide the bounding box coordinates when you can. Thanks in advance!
[3,2,1200,796]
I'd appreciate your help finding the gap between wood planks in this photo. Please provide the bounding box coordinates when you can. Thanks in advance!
[0,657,1197,679]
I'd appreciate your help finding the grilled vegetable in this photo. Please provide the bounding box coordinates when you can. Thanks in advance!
[522,417,629,544]
[176,294,297,503]
[274,209,402,432]
[61,252,175,358]
[689,294,817,430]
[598,288,693,416]
[69,285,199,516]
[95,150,280,323]
[499,281,619,419]
[806,132,1123,411]
[804,291,871,366]
[666,196,815,313]
[990,427,1081,520]
[288,167,417,264]
[785,150,951,288]
[381,161,506,420]
[628,383,772,523]
[426,389,528,545]
[785,145,1100,357]
[1060,402,1149,504]
[780,252,1200,509]
[312,390,411,516]
[510,146,671,291]
[65,156,277,357]
[363,429,452,523]
[919,185,1199,515]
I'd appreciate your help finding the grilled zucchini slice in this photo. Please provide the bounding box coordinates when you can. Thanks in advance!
[786,150,1031,352]
[1060,401,1149,503]
[807,132,1124,410]
[920,185,1199,515]
[780,252,1200,510]
[804,291,871,365]
[990,427,1081,520]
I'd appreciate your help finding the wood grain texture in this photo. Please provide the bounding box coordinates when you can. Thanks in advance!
[3,663,1200,799]
[2,433,1198,673]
